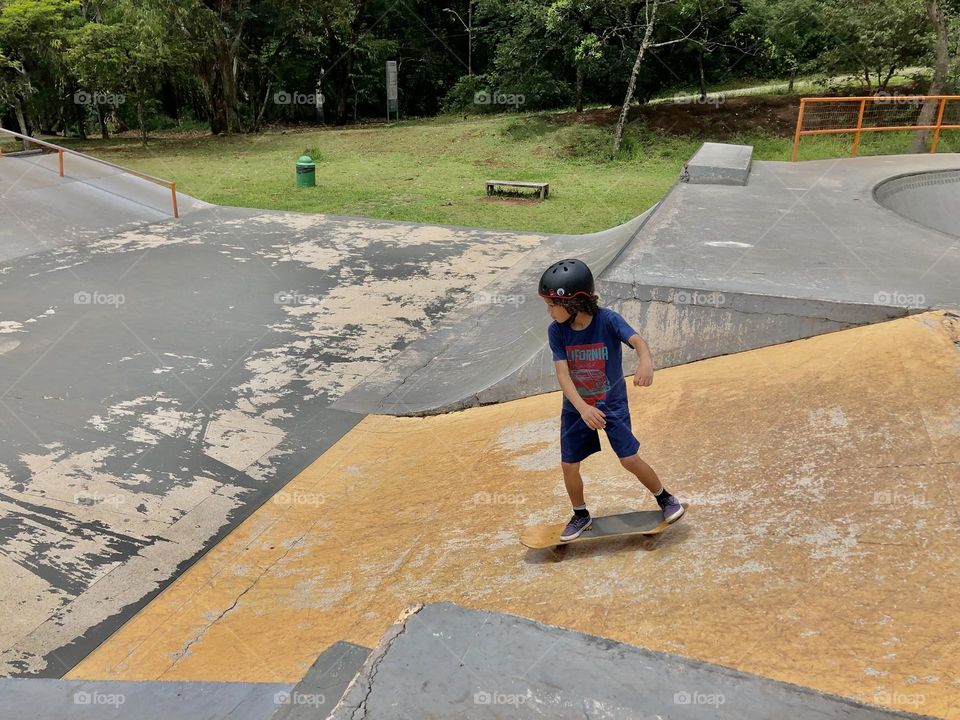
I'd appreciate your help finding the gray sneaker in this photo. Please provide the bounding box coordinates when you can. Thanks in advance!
[560,513,592,541]
[659,495,684,523]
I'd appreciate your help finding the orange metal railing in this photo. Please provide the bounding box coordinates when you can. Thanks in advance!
[791,95,960,161]
[0,127,179,218]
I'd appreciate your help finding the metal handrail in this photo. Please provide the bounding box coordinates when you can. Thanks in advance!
[0,127,179,218]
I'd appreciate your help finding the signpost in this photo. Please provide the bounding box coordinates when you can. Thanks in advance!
[386,61,398,122]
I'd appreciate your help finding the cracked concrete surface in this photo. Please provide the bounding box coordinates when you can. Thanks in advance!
[0,202,543,676]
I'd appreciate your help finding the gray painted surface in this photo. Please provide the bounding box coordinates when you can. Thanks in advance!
[0,679,292,720]
[681,141,753,185]
[338,152,960,417]
[0,204,545,677]
[0,151,208,263]
[330,603,933,720]
[873,169,960,238]
[271,642,370,720]
[334,210,655,416]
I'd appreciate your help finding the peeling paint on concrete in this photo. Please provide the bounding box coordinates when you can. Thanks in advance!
[0,205,545,677]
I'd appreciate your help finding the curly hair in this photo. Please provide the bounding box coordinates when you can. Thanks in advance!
[552,293,599,318]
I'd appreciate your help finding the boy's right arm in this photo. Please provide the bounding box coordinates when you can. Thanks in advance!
[554,360,606,430]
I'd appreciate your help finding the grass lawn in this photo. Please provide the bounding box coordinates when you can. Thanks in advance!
[9,90,958,235]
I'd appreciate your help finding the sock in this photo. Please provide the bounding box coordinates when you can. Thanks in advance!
[654,486,672,503]
[573,504,589,518]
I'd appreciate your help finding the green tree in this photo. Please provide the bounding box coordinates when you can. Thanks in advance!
[0,0,81,134]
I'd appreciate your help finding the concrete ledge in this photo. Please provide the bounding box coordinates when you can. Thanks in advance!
[0,679,292,720]
[681,142,753,185]
[330,602,932,719]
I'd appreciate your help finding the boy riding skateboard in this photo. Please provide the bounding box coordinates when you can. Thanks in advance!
[540,258,684,541]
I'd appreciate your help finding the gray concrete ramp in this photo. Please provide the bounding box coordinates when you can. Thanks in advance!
[0,678,291,720]
[330,603,932,720]
[334,210,655,416]
[338,150,960,417]
[0,149,207,262]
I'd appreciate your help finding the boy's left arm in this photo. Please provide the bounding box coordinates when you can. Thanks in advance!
[627,333,654,387]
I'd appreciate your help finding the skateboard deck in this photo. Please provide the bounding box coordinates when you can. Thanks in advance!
[520,505,686,550]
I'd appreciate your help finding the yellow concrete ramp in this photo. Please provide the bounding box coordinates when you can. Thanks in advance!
[70,312,960,718]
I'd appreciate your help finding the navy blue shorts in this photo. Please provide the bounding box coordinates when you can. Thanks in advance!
[560,402,640,463]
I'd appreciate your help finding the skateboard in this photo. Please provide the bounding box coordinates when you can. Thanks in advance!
[520,505,686,550]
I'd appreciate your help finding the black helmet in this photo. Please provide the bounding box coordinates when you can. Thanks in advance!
[538,258,594,299]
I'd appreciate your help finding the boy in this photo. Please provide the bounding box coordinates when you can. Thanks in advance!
[539,258,683,541]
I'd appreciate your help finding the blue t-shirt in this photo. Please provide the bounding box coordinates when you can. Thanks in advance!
[548,307,638,414]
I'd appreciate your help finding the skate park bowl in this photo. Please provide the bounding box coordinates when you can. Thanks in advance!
[0,136,958,718]
[874,169,960,237]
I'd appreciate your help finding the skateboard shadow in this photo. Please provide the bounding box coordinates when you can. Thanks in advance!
[522,521,691,564]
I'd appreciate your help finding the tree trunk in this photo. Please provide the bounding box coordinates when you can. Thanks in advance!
[881,64,896,90]
[74,96,87,140]
[910,0,949,152]
[13,99,29,150]
[325,0,367,126]
[137,95,146,144]
[613,0,660,157]
[697,49,706,100]
[97,105,109,139]
[575,64,584,113]
[251,81,271,132]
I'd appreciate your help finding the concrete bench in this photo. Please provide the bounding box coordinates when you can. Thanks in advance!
[485,179,549,199]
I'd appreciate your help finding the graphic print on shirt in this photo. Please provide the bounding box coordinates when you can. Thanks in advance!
[567,342,609,405]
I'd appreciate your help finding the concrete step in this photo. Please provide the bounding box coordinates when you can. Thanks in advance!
[0,641,369,720]
[272,641,370,720]
[328,602,933,720]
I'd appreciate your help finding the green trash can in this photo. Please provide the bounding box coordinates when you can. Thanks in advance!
[296,154,316,187]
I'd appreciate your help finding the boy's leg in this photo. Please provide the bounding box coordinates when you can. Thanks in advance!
[619,454,662,494]
[620,453,684,522]
[559,460,592,541]
[561,461,586,507]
